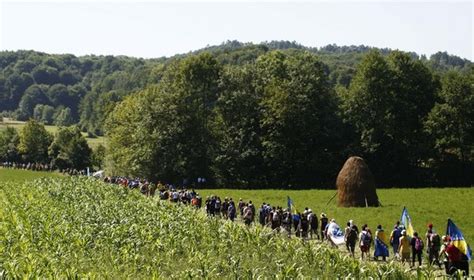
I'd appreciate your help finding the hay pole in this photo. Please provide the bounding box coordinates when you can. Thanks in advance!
[326,192,338,206]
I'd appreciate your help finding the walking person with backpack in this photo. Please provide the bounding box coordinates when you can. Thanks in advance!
[410,232,424,267]
[308,209,319,239]
[228,199,236,222]
[359,224,372,260]
[390,222,402,259]
[345,221,358,258]
[320,213,328,240]
[425,223,442,268]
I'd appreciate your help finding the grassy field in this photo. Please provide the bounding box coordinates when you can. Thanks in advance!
[0,168,63,182]
[0,169,471,277]
[198,188,474,248]
[0,176,420,278]
[0,118,106,148]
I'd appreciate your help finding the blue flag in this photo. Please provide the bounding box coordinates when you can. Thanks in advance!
[446,218,472,261]
[400,207,415,237]
[287,196,296,214]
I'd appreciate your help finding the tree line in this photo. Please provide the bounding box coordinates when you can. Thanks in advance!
[1,42,472,187]
[106,50,473,188]
[1,42,471,136]
[0,120,104,171]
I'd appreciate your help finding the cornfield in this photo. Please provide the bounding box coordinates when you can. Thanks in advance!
[0,177,425,279]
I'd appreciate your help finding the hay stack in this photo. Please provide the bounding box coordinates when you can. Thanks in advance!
[336,156,379,207]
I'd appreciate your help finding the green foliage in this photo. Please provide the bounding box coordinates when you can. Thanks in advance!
[33,104,55,124]
[0,176,421,278]
[53,107,74,126]
[342,51,438,185]
[425,70,474,184]
[91,144,106,170]
[107,53,221,183]
[256,51,343,186]
[0,127,19,162]
[18,120,52,163]
[48,126,92,170]
[1,44,472,187]
[212,65,264,186]
[107,51,345,187]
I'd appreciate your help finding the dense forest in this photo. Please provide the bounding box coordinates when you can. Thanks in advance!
[1,41,473,188]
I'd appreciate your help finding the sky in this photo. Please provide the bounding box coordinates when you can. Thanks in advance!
[0,0,472,60]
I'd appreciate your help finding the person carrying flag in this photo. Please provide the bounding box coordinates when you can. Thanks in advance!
[446,219,471,276]
[374,224,389,261]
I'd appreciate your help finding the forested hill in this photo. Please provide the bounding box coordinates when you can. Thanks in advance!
[0,41,471,135]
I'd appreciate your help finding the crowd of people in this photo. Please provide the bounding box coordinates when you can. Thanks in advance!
[1,167,469,276]
[102,175,470,277]
[1,161,53,172]
[0,161,88,175]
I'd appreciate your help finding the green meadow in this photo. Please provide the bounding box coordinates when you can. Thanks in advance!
[0,168,63,182]
[0,118,106,149]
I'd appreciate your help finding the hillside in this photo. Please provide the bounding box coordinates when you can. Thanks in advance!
[0,41,471,135]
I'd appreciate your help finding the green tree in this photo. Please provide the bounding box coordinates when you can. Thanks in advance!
[342,51,438,185]
[91,144,106,170]
[48,126,92,170]
[256,51,343,187]
[0,127,20,162]
[425,70,474,184]
[54,107,74,126]
[18,119,52,163]
[106,53,221,183]
[212,65,264,187]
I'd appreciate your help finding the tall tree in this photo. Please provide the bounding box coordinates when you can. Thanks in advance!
[212,65,264,187]
[0,127,20,162]
[256,51,343,187]
[48,126,92,170]
[106,53,221,183]
[342,51,438,185]
[18,120,52,163]
[425,70,474,184]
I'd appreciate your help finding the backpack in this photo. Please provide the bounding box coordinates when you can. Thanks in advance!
[362,232,371,246]
[309,214,318,227]
[272,212,280,222]
[348,228,358,243]
[430,233,441,248]
[415,237,424,251]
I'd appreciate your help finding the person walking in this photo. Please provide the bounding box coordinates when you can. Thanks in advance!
[344,221,358,258]
[390,223,402,259]
[308,209,318,239]
[425,223,442,268]
[359,224,372,260]
[374,225,389,261]
[410,232,423,267]
[320,213,328,240]
[398,230,411,264]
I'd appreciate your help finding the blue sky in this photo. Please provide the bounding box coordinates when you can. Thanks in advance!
[1,1,472,60]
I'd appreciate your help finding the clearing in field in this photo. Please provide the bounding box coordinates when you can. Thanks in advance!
[0,118,106,149]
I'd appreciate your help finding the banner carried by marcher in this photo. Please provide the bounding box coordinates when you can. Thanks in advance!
[327,220,345,245]
[446,218,472,261]
[400,207,415,237]
[287,196,297,214]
